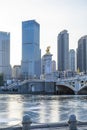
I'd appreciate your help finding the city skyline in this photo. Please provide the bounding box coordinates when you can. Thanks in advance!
[0,0,87,66]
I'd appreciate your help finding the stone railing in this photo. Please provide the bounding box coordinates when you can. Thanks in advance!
[0,114,87,130]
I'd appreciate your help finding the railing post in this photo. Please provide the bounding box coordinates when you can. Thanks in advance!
[68,114,77,130]
[22,114,32,130]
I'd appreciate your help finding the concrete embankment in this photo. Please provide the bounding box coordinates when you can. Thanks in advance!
[0,81,56,94]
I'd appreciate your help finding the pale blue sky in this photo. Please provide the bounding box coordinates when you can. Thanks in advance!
[0,0,87,66]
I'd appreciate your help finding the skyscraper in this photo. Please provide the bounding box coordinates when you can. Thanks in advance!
[21,20,41,79]
[52,60,56,72]
[0,31,11,79]
[69,49,75,71]
[57,30,69,71]
[77,35,87,73]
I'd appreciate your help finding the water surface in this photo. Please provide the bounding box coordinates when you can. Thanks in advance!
[0,94,87,128]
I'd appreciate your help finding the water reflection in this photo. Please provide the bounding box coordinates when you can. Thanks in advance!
[0,95,87,128]
[7,95,23,126]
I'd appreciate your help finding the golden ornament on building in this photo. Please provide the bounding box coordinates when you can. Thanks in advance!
[46,46,50,54]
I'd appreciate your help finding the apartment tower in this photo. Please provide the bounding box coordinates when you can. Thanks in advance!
[77,35,87,73]
[57,30,69,71]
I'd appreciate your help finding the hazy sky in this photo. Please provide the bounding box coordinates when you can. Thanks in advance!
[0,0,87,66]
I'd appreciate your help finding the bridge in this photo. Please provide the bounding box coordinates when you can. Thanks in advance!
[1,75,87,95]
[56,75,87,94]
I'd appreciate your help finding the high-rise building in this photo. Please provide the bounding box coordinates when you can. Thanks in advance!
[21,20,41,79]
[0,31,11,79]
[77,35,87,73]
[52,60,56,72]
[57,30,69,71]
[69,49,75,71]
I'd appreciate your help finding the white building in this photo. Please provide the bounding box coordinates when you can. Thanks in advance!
[12,65,21,79]
[41,47,53,75]
[42,54,52,75]
[0,31,11,79]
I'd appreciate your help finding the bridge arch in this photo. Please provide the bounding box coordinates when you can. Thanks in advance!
[56,83,75,95]
[78,84,87,94]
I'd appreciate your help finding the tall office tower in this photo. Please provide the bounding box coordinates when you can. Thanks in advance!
[21,20,41,79]
[0,31,11,79]
[77,35,87,73]
[57,30,69,71]
[69,49,75,71]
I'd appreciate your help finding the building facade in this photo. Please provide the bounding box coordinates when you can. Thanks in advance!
[52,60,56,72]
[41,53,52,75]
[12,65,21,79]
[57,30,69,71]
[0,31,11,80]
[21,20,41,79]
[77,35,87,73]
[69,49,75,71]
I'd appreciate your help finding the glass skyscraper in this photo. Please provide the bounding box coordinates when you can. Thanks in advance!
[21,20,41,79]
[69,49,75,71]
[0,31,11,79]
[57,30,69,71]
[77,35,87,73]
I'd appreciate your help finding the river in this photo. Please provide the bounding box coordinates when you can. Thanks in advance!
[0,94,87,128]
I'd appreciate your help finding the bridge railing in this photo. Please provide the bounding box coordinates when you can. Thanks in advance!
[1,114,87,130]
